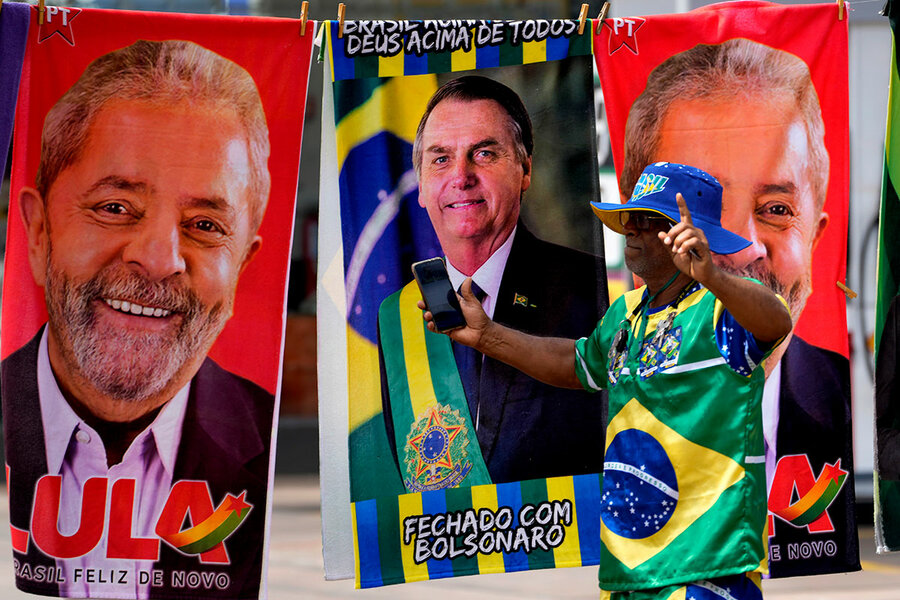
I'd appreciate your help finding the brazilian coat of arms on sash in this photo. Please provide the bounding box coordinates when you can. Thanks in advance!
[404,404,475,491]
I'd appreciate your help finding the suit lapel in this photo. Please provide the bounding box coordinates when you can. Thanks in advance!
[2,328,61,593]
[476,225,540,465]
[172,359,267,489]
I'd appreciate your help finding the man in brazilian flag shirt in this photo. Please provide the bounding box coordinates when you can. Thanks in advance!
[421,162,792,599]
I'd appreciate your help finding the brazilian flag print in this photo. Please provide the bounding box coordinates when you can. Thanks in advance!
[601,399,745,572]
[331,66,442,503]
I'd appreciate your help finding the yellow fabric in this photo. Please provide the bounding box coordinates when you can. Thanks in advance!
[398,493,430,582]
[396,284,440,422]
[347,326,382,432]
[335,75,436,168]
[547,476,584,567]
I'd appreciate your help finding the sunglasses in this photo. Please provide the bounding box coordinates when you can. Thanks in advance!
[619,212,673,231]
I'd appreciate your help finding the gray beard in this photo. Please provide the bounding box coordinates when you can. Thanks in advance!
[44,257,228,402]
[715,259,809,325]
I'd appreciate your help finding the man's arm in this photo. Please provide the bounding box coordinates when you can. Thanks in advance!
[661,193,793,343]
[419,280,583,389]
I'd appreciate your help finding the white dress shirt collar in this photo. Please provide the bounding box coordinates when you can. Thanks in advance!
[36,327,190,476]
[762,360,782,491]
[446,225,517,320]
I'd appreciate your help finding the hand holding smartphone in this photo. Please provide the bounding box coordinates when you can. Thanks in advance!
[411,258,466,333]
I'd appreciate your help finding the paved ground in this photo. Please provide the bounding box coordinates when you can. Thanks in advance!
[2,476,900,599]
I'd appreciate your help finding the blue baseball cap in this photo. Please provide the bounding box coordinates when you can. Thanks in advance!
[590,162,750,255]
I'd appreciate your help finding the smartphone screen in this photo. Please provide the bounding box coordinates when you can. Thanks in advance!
[411,258,466,333]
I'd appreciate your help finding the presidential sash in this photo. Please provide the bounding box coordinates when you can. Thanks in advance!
[378,281,492,492]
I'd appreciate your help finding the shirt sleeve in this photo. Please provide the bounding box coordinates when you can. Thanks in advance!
[574,320,608,392]
[714,281,790,376]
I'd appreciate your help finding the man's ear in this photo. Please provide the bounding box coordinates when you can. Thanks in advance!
[19,187,49,287]
[811,211,829,253]
[239,235,263,275]
[521,156,532,193]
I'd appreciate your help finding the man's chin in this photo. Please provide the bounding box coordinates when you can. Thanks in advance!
[78,351,185,402]
[66,329,207,404]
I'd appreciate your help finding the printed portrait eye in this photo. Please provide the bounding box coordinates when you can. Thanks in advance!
[756,201,795,227]
[92,200,137,222]
[98,202,129,215]
[190,218,224,234]
[766,204,791,216]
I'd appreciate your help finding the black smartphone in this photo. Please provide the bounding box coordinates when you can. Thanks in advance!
[411,257,466,333]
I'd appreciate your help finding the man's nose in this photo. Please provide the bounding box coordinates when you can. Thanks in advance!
[451,158,477,189]
[121,215,186,280]
[621,216,639,235]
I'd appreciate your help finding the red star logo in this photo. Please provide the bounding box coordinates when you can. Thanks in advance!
[222,492,252,517]
[407,407,462,479]
[38,6,82,46]
[603,16,645,56]
[817,459,847,486]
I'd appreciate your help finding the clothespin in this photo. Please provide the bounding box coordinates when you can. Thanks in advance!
[300,0,309,35]
[836,281,857,299]
[596,1,611,34]
[577,3,590,35]
[338,3,346,39]
[38,0,46,25]
[837,0,845,20]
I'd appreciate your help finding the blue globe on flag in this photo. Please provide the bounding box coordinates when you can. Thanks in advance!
[602,428,678,539]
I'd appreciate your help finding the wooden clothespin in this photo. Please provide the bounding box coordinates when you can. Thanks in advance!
[337,3,346,39]
[596,2,611,34]
[597,2,609,25]
[577,3,590,35]
[300,0,309,35]
[837,0,845,20]
[38,0,46,25]
[836,281,857,299]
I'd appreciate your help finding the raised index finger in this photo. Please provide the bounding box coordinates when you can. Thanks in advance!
[676,193,693,226]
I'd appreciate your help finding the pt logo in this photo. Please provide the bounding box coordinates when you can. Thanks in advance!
[602,17,645,55]
[767,454,848,536]
[38,6,82,46]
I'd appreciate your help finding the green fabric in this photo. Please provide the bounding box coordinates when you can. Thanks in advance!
[443,485,480,576]
[427,51,452,74]
[375,494,406,580]
[333,77,384,123]
[354,54,380,79]
[600,571,762,600]
[879,479,900,549]
[499,41,523,66]
[520,478,551,570]
[378,282,492,491]
[349,415,406,500]
[876,15,900,354]
[575,285,767,590]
